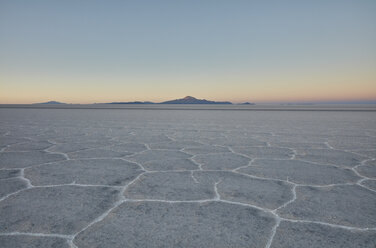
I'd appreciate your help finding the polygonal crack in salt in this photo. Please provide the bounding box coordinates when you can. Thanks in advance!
[271,178,296,211]
[264,218,280,248]
[324,141,335,150]
[70,172,148,246]
[19,168,33,188]
[213,180,222,200]
[2,114,376,248]
[191,171,199,183]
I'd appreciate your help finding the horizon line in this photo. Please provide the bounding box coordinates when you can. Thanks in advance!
[1,99,376,105]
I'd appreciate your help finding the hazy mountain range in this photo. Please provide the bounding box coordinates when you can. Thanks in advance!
[35,96,254,105]
[109,96,235,105]
[34,97,376,105]
[106,96,252,105]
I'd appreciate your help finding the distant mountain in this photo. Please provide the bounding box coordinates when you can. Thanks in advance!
[36,101,65,104]
[161,96,232,104]
[104,96,233,104]
[108,101,154,104]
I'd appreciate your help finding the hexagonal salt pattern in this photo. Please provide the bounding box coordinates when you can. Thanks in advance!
[105,143,147,153]
[270,222,376,248]
[143,158,199,171]
[125,150,191,164]
[25,159,143,186]
[361,180,376,191]
[67,148,132,159]
[0,235,70,248]
[239,159,360,185]
[232,147,294,159]
[195,171,294,209]
[0,178,28,198]
[193,153,250,170]
[0,151,66,169]
[326,136,376,151]
[74,201,276,248]
[277,185,376,228]
[269,141,328,149]
[148,140,203,150]
[0,108,375,247]
[295,149,366,167]
[48,141,115,154]
[0,186,119,234]
[183,145,230,155]
[124,171,215,201]
[202,136,267,146]
[354,149,376,158]
[120,134,172,143]
[357,159,376,178]
[4,140,53,151]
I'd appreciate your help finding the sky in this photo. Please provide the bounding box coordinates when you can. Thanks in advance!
[0,0,375,104]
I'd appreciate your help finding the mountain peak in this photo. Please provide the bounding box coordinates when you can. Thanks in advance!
[183,96,196,100]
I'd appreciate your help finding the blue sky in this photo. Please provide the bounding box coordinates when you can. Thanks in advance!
[1,0,375,103]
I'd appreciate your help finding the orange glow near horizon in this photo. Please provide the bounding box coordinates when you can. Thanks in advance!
[1,72,375,104]
[1,58,375,104]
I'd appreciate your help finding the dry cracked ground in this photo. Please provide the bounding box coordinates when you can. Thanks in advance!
[0,108,375,248]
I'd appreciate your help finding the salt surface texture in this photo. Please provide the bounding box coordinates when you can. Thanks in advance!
[0,107,375,248]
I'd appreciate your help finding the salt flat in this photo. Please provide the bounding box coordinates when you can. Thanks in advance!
[0,107,375,248]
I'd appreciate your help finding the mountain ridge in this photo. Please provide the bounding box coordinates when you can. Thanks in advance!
[33,97,256,105]
[105,96,236,104]
[160,96,232,104]
[35,101,66,104]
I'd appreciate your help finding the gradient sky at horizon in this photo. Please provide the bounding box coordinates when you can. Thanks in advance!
[1,0,375,104]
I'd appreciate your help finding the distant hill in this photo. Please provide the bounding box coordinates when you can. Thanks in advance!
[161,96,232,104]
[108,101,154,104]
[36,101,65,104]
[239,102,255,105]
